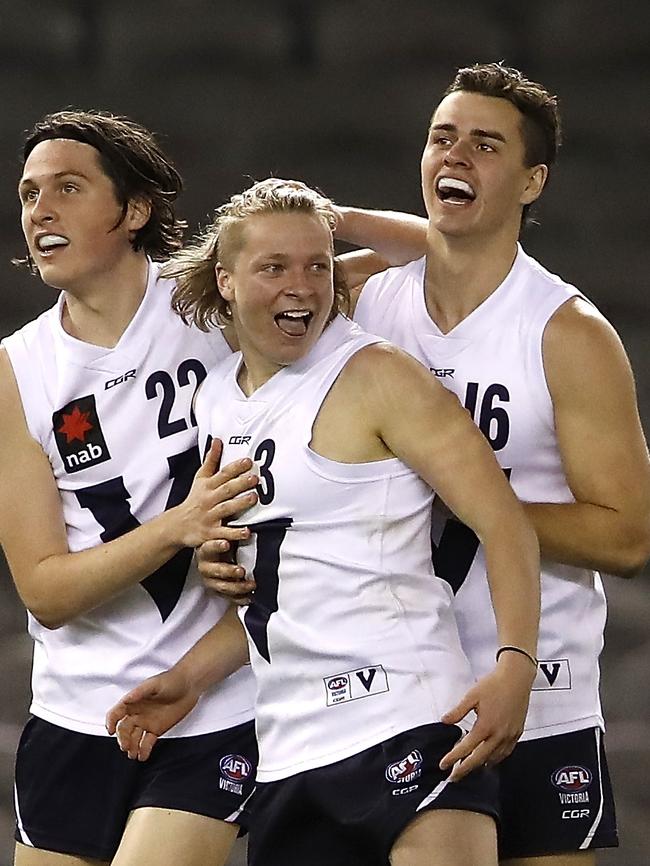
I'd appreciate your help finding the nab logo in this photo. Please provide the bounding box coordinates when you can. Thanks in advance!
[53,395,111,474]
[430,368,454,378]
[552,766,592,792]
[105,369,136,390]
[229,435,251,445]
[219,754,252,782]
[385,749,423,784]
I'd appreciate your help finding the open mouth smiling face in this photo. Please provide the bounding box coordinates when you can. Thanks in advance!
[274,308,314,337]
[34,233,70,256]
[435,176,477,206]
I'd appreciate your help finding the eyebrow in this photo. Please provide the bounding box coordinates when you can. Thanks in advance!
[431,123,507,143]
[18,170,89,191]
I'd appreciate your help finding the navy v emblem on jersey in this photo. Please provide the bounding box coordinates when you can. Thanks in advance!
[53,395,111,474]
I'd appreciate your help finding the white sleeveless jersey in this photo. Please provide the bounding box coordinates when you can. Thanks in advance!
[195,316,476,781]
[355,247,606,740]
[2,261,255,736]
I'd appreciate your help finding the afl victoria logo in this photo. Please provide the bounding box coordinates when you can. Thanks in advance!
[326,676,349,690]
[551,766,592,792]
[385,749,423,783]
[219,754,252,782]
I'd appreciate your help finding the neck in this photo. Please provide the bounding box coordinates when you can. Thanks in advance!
[60,253,150,348]
[237,359,281,397]
[423,227,519,333]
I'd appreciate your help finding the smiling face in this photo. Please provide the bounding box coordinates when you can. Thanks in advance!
[19,138,147,294]
[421,91,547,241]
[216,210,335,388]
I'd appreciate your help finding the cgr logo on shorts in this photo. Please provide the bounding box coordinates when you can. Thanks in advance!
[562,809,590,820]
[53,395,111,473]
[219,753,252,795]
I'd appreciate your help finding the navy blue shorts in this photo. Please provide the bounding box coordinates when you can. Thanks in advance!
[247,722,498,866]
[14,715,257,861]
[497,726,618,859]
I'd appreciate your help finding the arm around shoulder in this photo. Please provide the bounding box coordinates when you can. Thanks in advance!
[335,206,427,266]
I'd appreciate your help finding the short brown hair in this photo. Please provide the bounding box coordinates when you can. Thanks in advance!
[166,178,349,331]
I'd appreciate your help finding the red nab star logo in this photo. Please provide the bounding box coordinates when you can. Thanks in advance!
[52,394,111,474]
[57,406,94,444]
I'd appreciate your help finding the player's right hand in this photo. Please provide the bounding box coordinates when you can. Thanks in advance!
[106,668,199,761]
[175,438,258,549]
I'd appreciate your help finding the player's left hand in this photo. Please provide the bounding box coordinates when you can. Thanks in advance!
[438,651,536,781]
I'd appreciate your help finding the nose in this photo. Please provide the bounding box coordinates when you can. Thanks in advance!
[29,191,56,225]
[444,139,472,168]
[284,267,311,297]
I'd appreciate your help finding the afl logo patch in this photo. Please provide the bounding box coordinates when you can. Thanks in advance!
[53,395,111,473]
[385,749,423,784]
[219,754,252,782]
[551,766,592,792]
[326,676,349,691]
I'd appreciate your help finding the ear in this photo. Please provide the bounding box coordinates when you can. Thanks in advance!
[520,164,548,206]
[127,196,152,232]
[215,263,234,302]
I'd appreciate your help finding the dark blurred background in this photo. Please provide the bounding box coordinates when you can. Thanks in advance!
[0,2,648,864]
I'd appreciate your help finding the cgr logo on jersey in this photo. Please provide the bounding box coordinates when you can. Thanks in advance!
[385,749,423,784]
[430,368,454,378]
[53,395,111,474]
[219,753,253,795]
[229,435,251,445]
[104,369,136,390]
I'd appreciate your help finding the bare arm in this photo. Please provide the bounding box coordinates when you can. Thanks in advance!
[344,344,540,777]
[335,206,428,265]
[0,350,257,628]
[334,207,428,312]
[527,298,650,577]
[360,345,540,658]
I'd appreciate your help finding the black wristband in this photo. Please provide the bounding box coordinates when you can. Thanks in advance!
[496,645,538,668]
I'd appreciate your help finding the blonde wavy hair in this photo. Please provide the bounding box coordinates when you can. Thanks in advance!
[165,178,350,331]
